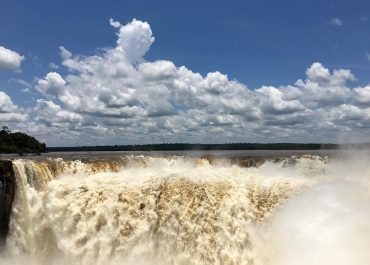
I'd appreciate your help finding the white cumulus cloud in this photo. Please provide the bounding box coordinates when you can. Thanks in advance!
[0,91,27,122]
[0,46,25,71]
[114,18,155,63]
[36,72,66,98]
[8,18,368,145]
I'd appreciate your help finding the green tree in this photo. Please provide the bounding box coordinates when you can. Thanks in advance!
[0,126,46,154]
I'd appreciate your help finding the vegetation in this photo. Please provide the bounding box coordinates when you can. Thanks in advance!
[0,126,46,154]
[47,142,339,152]
[0,125,360,153]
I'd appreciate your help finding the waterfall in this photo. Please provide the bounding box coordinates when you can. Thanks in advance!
[1,154,369,265]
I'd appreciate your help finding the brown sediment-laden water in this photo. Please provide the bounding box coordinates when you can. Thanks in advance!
[1,151,370,265]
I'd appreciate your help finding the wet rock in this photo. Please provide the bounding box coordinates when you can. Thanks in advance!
[0,160,15,245]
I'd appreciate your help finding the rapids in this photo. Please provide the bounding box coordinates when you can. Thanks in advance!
[1,153,370,265]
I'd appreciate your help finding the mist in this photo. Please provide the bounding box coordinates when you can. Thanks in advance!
[256,150,370,265]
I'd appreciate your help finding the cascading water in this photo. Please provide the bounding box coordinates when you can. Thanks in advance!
[1,153,370,265]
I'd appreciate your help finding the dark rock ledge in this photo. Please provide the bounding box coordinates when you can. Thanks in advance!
[0,160,15,246]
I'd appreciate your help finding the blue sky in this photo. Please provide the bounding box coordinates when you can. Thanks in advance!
[2,0,370,88]
[0,0,370,145]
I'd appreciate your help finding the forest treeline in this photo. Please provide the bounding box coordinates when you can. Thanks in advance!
[0,126,46,154]
[47,143,340,152]
[1,125,366,153]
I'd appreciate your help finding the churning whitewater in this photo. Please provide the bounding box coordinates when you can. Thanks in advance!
[1,153,370,265]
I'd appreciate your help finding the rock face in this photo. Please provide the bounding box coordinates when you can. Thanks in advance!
[0,160,15,245]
